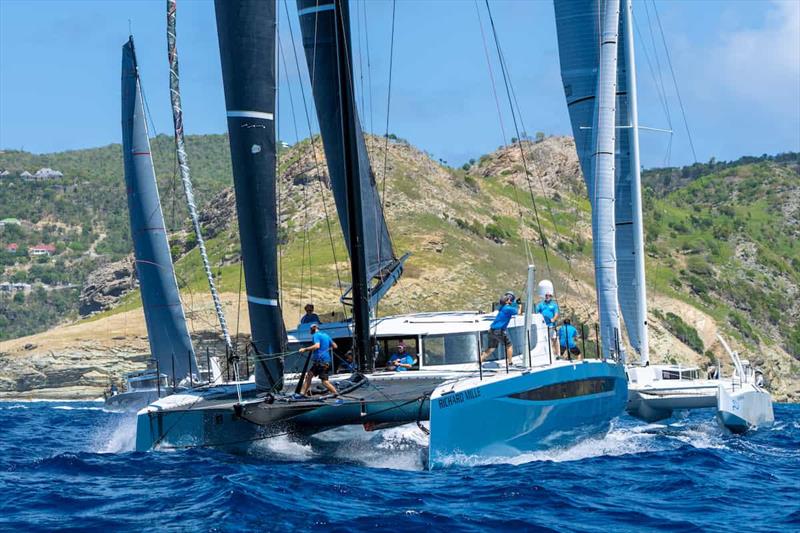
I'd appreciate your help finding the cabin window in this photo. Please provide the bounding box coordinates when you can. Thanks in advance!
[681,369,699,380]
[422,332,479,366]
[376,338,419,369]
[661,369,680,380]
[479,326,527,361]
[509,377,616,401]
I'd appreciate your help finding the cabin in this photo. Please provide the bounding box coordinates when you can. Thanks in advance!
[28,243,56,256]
[285,310,551,375]
[5,243,18,253]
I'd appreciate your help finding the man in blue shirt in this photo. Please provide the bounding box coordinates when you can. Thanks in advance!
[299,303,321,326]
[480,292,519,365]
[388,343,416,371]
[298,323,338,396]
[536,292,560,354]
[558,318,582,360]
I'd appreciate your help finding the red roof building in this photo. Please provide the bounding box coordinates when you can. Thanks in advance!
[28,243,56,256]
[5,243,17,253]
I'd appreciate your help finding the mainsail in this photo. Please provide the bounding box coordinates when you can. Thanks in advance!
[554,0,624,358]
[215,0,286,391]
[121,36,197,382]
[616,0,649,363]
[297,0,404,307]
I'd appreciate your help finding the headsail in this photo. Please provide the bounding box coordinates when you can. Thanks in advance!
[121,36,197,382]
[215,0,286,391]
[297,0,405,307]
[554,0,624,359]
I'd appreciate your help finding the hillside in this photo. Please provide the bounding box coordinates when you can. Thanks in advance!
[0,135,798,401]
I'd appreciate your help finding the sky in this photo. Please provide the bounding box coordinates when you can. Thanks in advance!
[0,0,798,169]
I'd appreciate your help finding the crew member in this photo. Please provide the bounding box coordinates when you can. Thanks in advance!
[339,350,356,373]
[388,342,416,371]
[558,318,582,360]
[480,292,519,365]
[536,292,560,354]
[300,303,321,325]
[298,323,338,396]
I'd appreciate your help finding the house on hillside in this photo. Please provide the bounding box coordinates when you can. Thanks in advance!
[0,170,10,177]
[5,243,18,253]
[33,168,64,180]
[20,171,33,180]
[29,243,56,256]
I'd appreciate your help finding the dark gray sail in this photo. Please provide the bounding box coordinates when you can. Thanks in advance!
[121,36,197,382]
[214,0,285,391]
[297,0,404,306]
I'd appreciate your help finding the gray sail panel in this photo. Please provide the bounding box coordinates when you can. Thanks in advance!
[614,14,643,355]
[553,0,601,197]
[215,0,285,391]
[121,37,197,381]
[555,0,623,358]
[296,0,397,280]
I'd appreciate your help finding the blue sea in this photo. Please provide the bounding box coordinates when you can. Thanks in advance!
[1,401,797,532]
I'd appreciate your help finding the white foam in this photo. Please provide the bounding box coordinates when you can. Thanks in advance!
[53,405,104,411]
[249,434,316,461]
[93,414,138,453]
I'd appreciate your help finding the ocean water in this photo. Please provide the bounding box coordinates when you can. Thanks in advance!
[0,401,797,532]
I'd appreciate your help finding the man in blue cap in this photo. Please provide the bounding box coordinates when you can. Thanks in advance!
[298,323,338,396]
[480,292,519,365]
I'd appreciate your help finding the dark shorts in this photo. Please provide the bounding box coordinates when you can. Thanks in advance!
[310,362,330,381]
[560,346,581,356]
[487,329,511,350]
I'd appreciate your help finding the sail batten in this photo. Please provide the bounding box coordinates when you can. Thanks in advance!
[215,0,286,391]
[121,36,196,382]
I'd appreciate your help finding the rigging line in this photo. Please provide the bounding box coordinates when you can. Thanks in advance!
[379,0,397,230]
[632,11,671,130]
[283,0,349,320]
[651,0,697,163]
[167,0,235,375]
[362,0,375,139]
[474,1,508,149]
[355,0,366,126]
[482,0,552,277]
[642,0,673,131]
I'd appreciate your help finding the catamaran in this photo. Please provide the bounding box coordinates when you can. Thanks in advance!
[134,0,638,466]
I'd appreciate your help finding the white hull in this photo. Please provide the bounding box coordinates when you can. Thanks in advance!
[716,384,774,434]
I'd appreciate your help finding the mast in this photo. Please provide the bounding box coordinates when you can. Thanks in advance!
[593,0,623,360]
[622,0,649,365]
[167,0,233,375]
[121,36,197,382]
[214,0,286,391]
[332,0,372,373]
[296,0,376,372]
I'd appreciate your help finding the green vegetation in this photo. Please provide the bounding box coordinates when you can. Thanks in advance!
[0,136,797,366]
[654,309,705,354]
